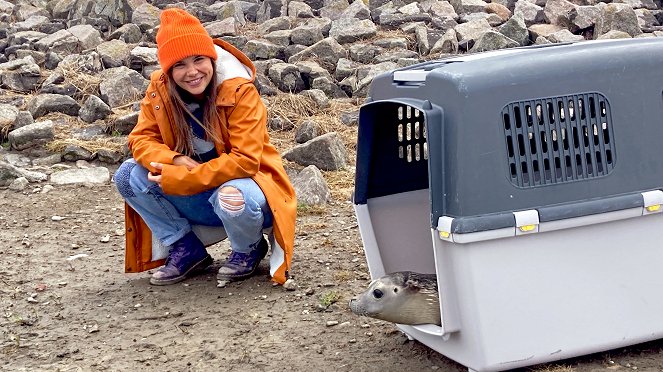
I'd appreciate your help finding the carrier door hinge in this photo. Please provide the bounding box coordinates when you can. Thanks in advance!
[642,190,663,215]
[513,210,539,235]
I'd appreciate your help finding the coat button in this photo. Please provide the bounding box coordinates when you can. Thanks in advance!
[151,93,156,98]
[155,105,160,110]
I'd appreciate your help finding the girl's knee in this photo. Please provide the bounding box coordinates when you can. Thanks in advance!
[218,186,245,215]
[115,160,137,198]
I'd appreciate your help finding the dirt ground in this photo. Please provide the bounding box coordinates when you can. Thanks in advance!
[2,164,663,372]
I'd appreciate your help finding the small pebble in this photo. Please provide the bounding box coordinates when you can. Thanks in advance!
[99,235,110,243]
[283,278,297,291]
[326,320,339,327]
[52,216,66,221]
[217,280,228,288]
[134,303,142,308]
[41,185,54,193]
[349,339,356,343]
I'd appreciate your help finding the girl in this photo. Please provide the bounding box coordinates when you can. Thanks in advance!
[114,8,296,286]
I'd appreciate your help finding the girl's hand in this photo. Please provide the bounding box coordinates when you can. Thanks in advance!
[148,162,164,186]
[173,155,200,170]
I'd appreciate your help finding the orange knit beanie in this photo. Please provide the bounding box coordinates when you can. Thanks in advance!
[156,8,217,73]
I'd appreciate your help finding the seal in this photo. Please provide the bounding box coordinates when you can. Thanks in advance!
[349,271,441,326]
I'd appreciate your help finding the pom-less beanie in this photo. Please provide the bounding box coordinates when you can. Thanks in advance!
[156,8,218,73]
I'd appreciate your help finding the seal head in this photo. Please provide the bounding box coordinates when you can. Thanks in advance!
[349,271,441,326]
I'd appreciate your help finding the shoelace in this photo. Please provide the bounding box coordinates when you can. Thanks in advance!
[165,244,188,265]
[226,251,250,267]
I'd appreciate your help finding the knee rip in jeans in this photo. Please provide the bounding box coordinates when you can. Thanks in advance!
[115,162,136,198]
[218,186,245,216]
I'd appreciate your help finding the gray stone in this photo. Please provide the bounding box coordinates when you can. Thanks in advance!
[288,1,315,17]
[455,17,493,42]
[13,15,49,32]
[97,39,131,68]
[79,95,112,123]
[8,120,54,151]
[206,18,239,38]
[34,29,79,55]
[319,0,350,20]
[301,89,331,109]
[430,28,459,53]
[99,66,149,108]
[498,13,529,46]
[58,52,103,74]
[268,63,306,93]
[108,23,143,44]
[0,103,19,132]
[67,24,103,50]
[265,29,293,46]
[111,112,139,135]
[469,29,519,52]
[14,50,46,66]
[282,132,348,170]
[97,149,124,164]
[257,0,289,23]
[596,29,633,39]
[312,76,348,98]
[292,165,331,205]
[257,16,293,34]
[295,120,322,143]
[27,94,80,119]
[594,3,643,39]
[243,40,285,60]
[295,60,333,86]
[8,31,46,46]
[50,167,110,185]
[329,18,378,43]
[255,74,280,96]
[513,0,545,26]
[288,37,347,74]
[129,46,158,71]
[0,56,41,93]
[528,23,565,39]
[291,25,325,46]
[546,28,586,42]
[340,0,371,20]
[32,154,62,166]
[449,0,488,14]
[3,154,31,168]
[340,110,359,126]
[378,13,433,28]
[373,37,409,49]
[8,177,29,191]
[268,116,295,131]
[132,3,161,32]
[62,145,94,162]
[0,161,45,186]
[13,111,34,129]
[335,58,361,80]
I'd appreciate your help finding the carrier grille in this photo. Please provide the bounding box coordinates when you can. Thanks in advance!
[397,105,428,163]
[502,93,615,187]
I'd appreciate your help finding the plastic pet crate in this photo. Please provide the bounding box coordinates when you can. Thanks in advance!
[353,38,663,372]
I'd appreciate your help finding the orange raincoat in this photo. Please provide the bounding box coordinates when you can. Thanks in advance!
[123,39,296,284]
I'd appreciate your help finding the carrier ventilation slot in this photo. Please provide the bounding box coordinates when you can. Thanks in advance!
[502,93,615,187]
[397,105,428,163]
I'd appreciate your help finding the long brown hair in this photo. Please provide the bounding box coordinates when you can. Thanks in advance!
[166,60,226,156]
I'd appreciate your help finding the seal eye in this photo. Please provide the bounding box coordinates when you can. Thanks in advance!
[393,288,398,293]
[372,289,383,299]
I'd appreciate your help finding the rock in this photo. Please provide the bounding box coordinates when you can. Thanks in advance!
[111,112,139,135]
[282,132,348,170]
[108,24,143,44]
[0,103,19,132]
[288,38,347,74]
[8,120,54,150]
[129,46,158,71]
[79,95,112,123]
[62,145,94,161]
[300,90,330,109]
[594,2,643,38]
[268,116,295,131]
[0,161,47,186]
[97,39,131,68]
[0,56,41,93]
[27,94,80,119]
[295,120,322,143]
[329,18,378,44]
[292,165,332,205]
[469,29,519,52]
[8,176,29,191]
[50,167,110,185]
[283,278,297,290]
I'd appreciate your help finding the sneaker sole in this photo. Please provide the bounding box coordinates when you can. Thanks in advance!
[150,254,214,286]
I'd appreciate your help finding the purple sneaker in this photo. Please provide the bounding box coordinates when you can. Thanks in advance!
[217,238,268,281]
[150,231,213,286]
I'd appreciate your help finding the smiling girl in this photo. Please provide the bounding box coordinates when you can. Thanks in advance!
[114,8,296,286]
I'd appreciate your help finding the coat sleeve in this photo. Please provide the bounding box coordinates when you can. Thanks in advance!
[159,82,267,195]
[128,91,181,171]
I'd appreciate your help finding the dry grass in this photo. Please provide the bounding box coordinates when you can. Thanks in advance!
[57,64,102,98]
[265,93,361,200]
[46,137,125,154]
[531,365,575,372]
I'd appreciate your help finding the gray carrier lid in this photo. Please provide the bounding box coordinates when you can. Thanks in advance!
[355,38,663,230]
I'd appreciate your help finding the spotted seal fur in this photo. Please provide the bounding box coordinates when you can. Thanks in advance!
[349,271,441,326]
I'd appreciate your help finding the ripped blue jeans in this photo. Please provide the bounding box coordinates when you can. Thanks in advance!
[114,159,273,253]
